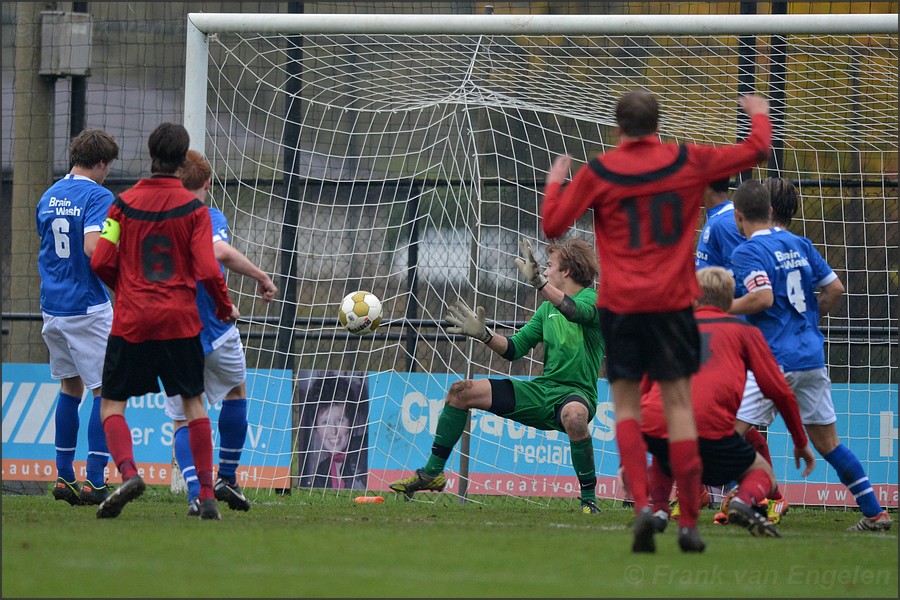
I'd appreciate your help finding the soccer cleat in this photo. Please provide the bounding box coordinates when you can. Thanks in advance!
[51,478,82,506]
[389,469,447,498]
[214,476,251,512]
[713,485,740,524]
[199,498,221,520]
[668,497,681,520]
[651,509,669,533]
[632,507,657,553]
[580,498,601,515]
[713,511,729,525]
[187,498,201,517]
[767,497,789,525]
[79,481,111,506]
[727,497,781,538]
[677,526,706,553]
[96,475,146,519]
[847,511,892,532]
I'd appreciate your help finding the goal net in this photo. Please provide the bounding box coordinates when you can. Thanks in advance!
[183,13,898,508]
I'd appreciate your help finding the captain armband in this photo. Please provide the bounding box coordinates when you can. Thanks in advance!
[99,218,121,244]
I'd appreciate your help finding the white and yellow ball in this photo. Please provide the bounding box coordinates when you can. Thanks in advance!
[338,291,382,335]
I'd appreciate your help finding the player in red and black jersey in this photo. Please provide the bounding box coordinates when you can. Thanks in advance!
[90,122,238,519]
[641,267,816,538]
[541,90,771,553]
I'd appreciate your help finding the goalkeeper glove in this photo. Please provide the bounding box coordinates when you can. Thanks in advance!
[446,300,492,343]
[514,238,548,290]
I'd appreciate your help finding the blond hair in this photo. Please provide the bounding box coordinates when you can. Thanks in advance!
[696,266,735,311]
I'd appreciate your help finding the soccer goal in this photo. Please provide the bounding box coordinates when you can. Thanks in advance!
[182,12,898,508]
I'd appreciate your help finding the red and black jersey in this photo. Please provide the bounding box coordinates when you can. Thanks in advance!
[542,114,771,314]
[91,175,233,343]
[641,305,807,447]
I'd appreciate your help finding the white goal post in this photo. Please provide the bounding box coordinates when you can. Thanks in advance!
[181,12,898,509]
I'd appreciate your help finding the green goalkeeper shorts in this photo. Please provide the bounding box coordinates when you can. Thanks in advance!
[497,378,597,432]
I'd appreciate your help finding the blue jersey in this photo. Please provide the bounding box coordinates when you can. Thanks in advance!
[196,207,236,354]
[731,228,837,371]
[695,201,744,275]
[36,174,113,316]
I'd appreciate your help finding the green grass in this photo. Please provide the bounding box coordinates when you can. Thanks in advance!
[2,487,896,598]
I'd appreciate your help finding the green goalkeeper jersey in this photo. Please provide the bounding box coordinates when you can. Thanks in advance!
[507,287,605,408]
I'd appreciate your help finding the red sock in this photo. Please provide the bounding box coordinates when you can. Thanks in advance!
[769,486,784,501]
[744,427,773,465]
[189,418,215,500]
[737,468,772,506]
[102,414,138,481]
[647,456,673,514]
[615,419,649,514]
[669,439,702,528]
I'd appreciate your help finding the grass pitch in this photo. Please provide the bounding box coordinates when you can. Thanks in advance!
[2,486,896,598]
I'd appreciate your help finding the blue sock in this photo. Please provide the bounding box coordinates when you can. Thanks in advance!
[85,395,110,486]
[824,444,883,518]
[173,425,200,502]
[54,392,81,482]
[217,399,248,483]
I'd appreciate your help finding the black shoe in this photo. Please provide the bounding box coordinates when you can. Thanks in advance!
[632,507,657,553]
[580,498,601,515]
[214,476,251,511]
[651,509,669,533]
[79,480,111,506]
[187,498,201,517]
[677,526,706,552]
[96,475,146,519]
[199,498,221,520]
[52,478,82,506]
[727,497,782,538]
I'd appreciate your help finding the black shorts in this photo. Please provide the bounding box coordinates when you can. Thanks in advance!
[644,433,757,486]
[102,335,205,401]
[599,307,700,382]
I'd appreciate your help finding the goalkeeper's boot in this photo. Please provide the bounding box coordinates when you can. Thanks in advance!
[767,497,789,525]
[727,497,781,538]
[79,480,111,506]
[631,507,657,553]
[677,526,706,553]
[713,485,739,525]
[187,498,201,517]
[389,469,446,499]
[847,511,892,532]
[96,475,146,519]
[52,477,82,506]
[199,498,222,521]
[580,498,601,515]
[214,475,251,512]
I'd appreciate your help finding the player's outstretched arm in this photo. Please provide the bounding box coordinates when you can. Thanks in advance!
[214,241,278,303]
[445,300,508,355]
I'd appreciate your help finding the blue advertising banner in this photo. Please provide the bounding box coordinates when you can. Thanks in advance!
[2,363,293,487]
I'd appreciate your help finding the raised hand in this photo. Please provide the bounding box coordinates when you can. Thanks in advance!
[446,300,492,343]
[514,238,548,290]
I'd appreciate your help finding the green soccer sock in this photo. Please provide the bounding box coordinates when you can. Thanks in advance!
[422,405,469,477]
[570,436,597,501]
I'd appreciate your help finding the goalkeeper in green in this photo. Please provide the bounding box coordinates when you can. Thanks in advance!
[390,237,606,513]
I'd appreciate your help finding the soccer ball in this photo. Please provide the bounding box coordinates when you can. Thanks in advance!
[338,291,382,335]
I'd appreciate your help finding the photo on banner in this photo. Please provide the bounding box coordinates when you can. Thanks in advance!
[295,371,369,490]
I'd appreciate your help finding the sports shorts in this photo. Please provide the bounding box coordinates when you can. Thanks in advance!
[165,327,246,420]
[599,307,700,382]
[41,307,113,390]
[102,335,205,401]
[737,367,836,426]
[489,378,596,433]
[644,433,757,486]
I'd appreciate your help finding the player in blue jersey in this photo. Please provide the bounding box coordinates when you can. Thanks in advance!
[695,178,743,274]
[730,179,892,532]
[36,129,119,506]
[164,150,278,516]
